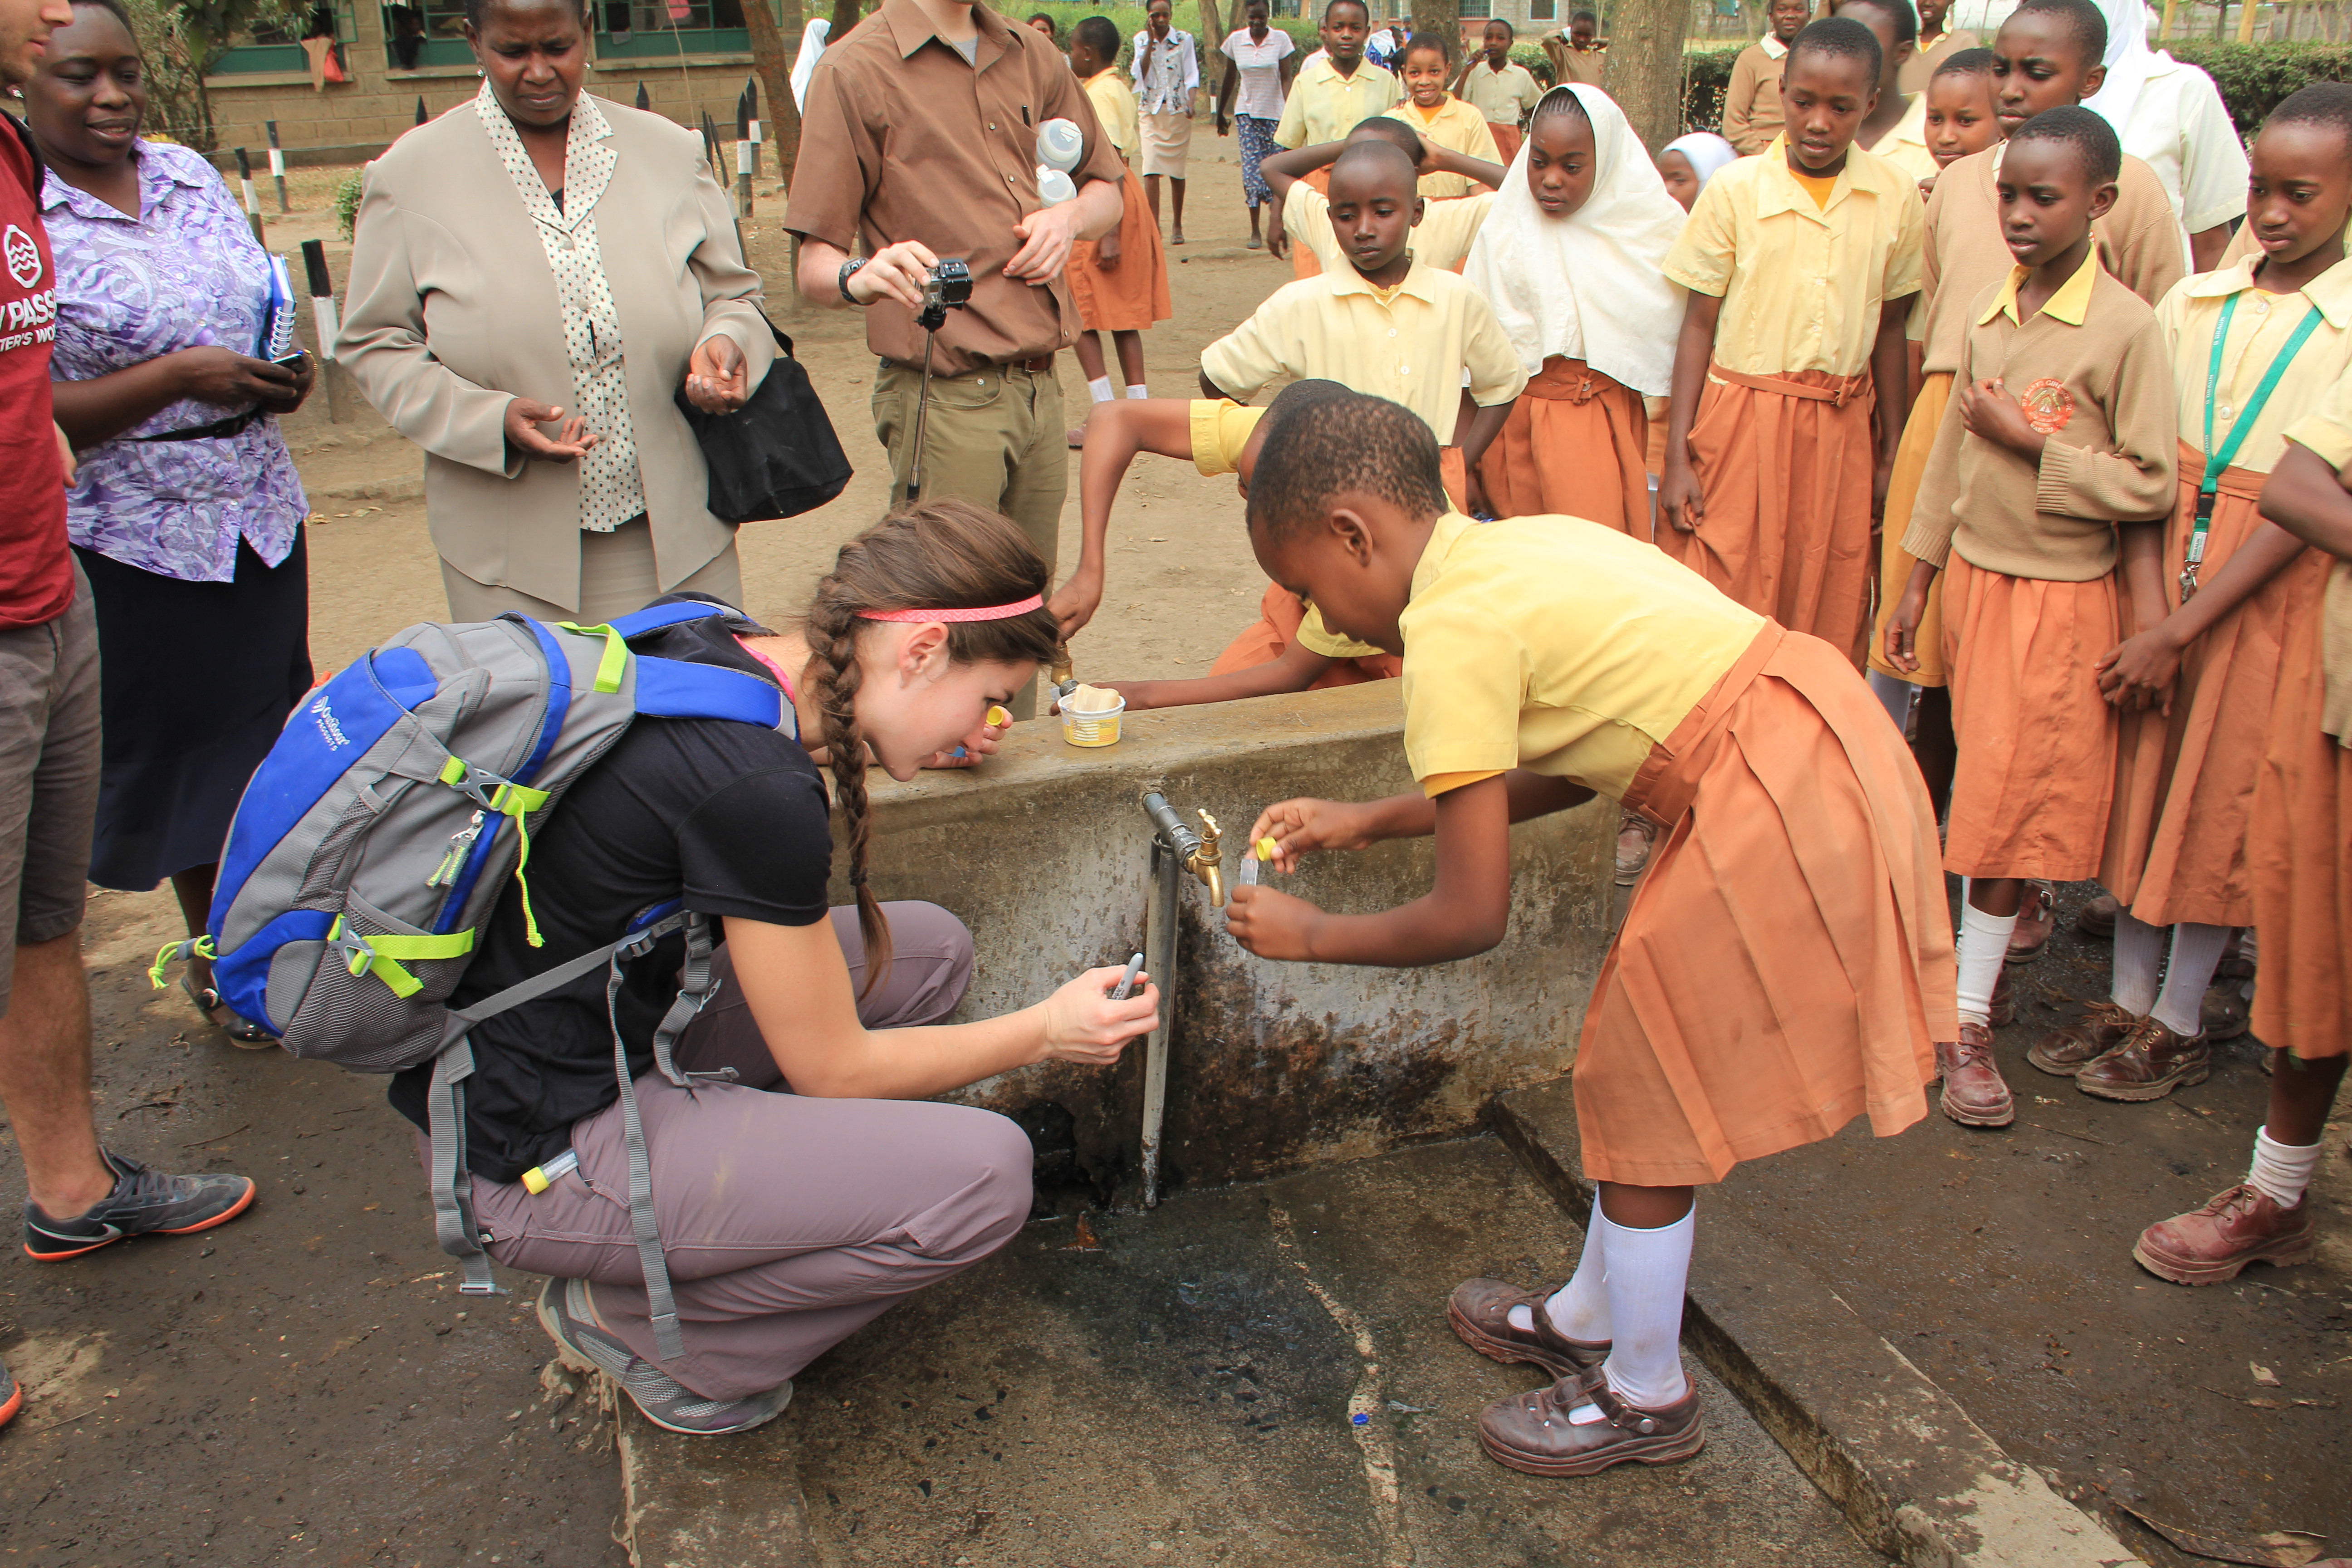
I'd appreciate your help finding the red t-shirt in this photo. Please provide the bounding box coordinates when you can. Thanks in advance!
[0,113,72,631]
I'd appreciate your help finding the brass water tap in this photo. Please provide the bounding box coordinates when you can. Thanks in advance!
[1192,809,1225,907]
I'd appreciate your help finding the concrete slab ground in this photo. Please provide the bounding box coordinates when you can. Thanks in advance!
[718,1137,1886,1568]
[1715,882,2349,1568]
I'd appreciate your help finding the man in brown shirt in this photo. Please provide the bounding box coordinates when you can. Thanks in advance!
[788,0,1126,707]
[1720,0,1810,156]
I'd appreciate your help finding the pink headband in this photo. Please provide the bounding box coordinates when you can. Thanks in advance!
[858,595,1045,623]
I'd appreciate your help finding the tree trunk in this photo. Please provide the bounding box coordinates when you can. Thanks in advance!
[1198,0,1227,99]
[828,0,862,46]
[1410,0,1458,53]
[1606,0,1690,150]
[743,0,801,191]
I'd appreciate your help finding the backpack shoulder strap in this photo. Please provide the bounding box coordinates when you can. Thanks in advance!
[604,598,743,639]
[632,656,794,738]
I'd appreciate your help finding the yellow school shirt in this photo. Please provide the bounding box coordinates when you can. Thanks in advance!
[1400,96,1502,200]
[2154,255,2352,477]
[1273,54,1401,149]
[1187,399,1385,660]
[1283,184,1494,274]
[1200,259,1529,442]
[1869,93,1938,186]
[1083,69,1141,161]
[2288,362,2352,469]
[1460,59,1543,127]
[2282,368,2352,740]
[1399,512,1766,800]
[1663,136,1925,380]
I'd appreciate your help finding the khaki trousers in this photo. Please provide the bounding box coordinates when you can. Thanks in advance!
[439,516,746,624]
[460,902,1031,1401]
[871,358,1067,716]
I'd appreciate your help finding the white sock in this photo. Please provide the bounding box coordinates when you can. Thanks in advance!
[2112,909,2164,1019]
[1568,1208,1693,1420]
[1125,383,1149,399]
[1956,904,2019,1027]
[1087,376,1114,403]
[2153,921,2231,1037]
[2247,1125,2322,1209]
[1866,669,1915,733]
[1511,1217,1608,1342]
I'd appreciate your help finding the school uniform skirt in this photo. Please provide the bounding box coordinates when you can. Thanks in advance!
[1665,364,1877,664]
[1578,622,1950,1186]
[1939,555,2119,882]
[1867,372,1955,686]
[1068,168,1173,333]
[2246,588,2352,1061]
[1489,122,1523,162]
[74,532,312,891]
[1477,357,1651,537]
[2101,446,2330,926]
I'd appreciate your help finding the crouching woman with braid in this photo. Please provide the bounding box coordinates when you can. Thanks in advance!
[385,501,1161,1436]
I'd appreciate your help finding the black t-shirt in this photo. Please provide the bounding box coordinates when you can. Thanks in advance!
[387,609,832,1181]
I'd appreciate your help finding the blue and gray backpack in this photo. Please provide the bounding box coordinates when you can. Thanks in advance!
[151,599,794,1362]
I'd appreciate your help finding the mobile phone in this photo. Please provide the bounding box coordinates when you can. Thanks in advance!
[272,351,307,368]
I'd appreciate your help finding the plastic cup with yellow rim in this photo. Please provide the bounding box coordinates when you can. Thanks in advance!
[1060,687,1125,748]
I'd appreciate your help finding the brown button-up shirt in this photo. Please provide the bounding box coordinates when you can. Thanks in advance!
[785,0,1127,375]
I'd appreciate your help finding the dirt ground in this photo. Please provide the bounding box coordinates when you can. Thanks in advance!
[0,130,1324,1568]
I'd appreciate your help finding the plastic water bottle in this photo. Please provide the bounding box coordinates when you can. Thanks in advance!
[1036,117,1084,173]
[1037,165,1078,206]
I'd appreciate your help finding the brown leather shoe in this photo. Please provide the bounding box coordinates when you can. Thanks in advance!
[2005,881,2058,963]
[2028,1000,2141,1077]
[1447,1279,1608,1377]
[1477,1366,1705,1477]
[2076,1017,2211,1102]
[2076,891,2118,939]
[2202,981,2253,1042]
[1614,812,1658,887]
[1936,1024,2014,1127]
[2132,1183,2315,1285]
[1988,963,2018,1028]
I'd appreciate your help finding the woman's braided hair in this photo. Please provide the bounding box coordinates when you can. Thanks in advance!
[800,500,1060,993]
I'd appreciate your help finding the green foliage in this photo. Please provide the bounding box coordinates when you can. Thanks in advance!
[335,168,365,240]
[118,0,309,151]
[1681,41,1742,135]
[1017,1,1317,69]
[2161,40,2352,135]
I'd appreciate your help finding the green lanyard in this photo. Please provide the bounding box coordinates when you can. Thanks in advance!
[2186,290,2326,601]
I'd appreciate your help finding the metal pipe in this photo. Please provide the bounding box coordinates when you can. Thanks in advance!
[1138,837,1180,1208]
[1140,791,1200,860]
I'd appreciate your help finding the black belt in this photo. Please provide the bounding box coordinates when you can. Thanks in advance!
[128,407,263,443]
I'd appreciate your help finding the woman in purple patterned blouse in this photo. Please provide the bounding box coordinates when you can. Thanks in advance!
[30,0,314,1044]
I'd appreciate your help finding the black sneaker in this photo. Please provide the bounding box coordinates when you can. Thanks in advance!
[22,1149,256,1262]
[1,1355,20,1431]
[536,1277,791,1436]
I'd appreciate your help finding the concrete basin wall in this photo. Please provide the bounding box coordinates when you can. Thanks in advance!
[827,681,1617,1203]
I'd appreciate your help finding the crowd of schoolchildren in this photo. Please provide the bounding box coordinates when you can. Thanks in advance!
[2,0,2348,1496]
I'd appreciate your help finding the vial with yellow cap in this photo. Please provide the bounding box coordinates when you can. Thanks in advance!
[520,1147,579,1195]
[1236,836,1279,886]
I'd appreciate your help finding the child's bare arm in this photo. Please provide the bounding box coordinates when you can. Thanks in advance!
[1099,640,1338,711]
[1245,771,1592,863]
[1659,292,1720,534]
[2115,516,2171,656]
[2259,441,2352,559]
[2097,520,2307,714]
[1869,301,1911,521]
[1055,399,1202,638]
[1882,557,1940,674]
[1458,398,1515,480]
[1262,140,1345,204]
[1422,143,1509,191]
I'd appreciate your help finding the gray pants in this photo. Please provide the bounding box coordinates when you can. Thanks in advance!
[462,901,1028,1400]
[0,568,100,1013]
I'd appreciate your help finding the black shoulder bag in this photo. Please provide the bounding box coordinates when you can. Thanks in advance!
[673,312,853,525]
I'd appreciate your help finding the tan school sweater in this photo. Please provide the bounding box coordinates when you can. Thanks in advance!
[1902,252,2179,581]
[1916,143,2185,376]
[1721,40,1788,158]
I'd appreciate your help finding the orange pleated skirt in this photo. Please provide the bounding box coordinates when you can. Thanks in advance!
[1210,449,1462,681]
[1490,122,1523,161]
[2247,580,2352,1060]
[2102,449,2329,926]
[1578,622,1950,1185]
[1867,372,1955,686]
[1940,555,2120,882]
[1068,167,1172,333]
[1661,366,1877,662]
[1476,357,1652,537]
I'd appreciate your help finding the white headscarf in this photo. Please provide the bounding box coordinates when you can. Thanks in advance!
[2081,0,2158,141]
[1460,84,1688,397]
[1662,132,1739,191]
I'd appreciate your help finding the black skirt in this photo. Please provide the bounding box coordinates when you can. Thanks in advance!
[75,531,312,892]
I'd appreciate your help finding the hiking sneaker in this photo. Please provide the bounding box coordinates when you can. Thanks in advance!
[0,1355,20,1431]
[536,1277,791,1436]
[23,1150,255,1262]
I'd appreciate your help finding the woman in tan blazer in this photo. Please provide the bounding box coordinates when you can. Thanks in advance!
[339,0,775,622]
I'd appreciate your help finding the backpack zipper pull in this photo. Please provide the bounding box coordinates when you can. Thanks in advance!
[427,812,485,888]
